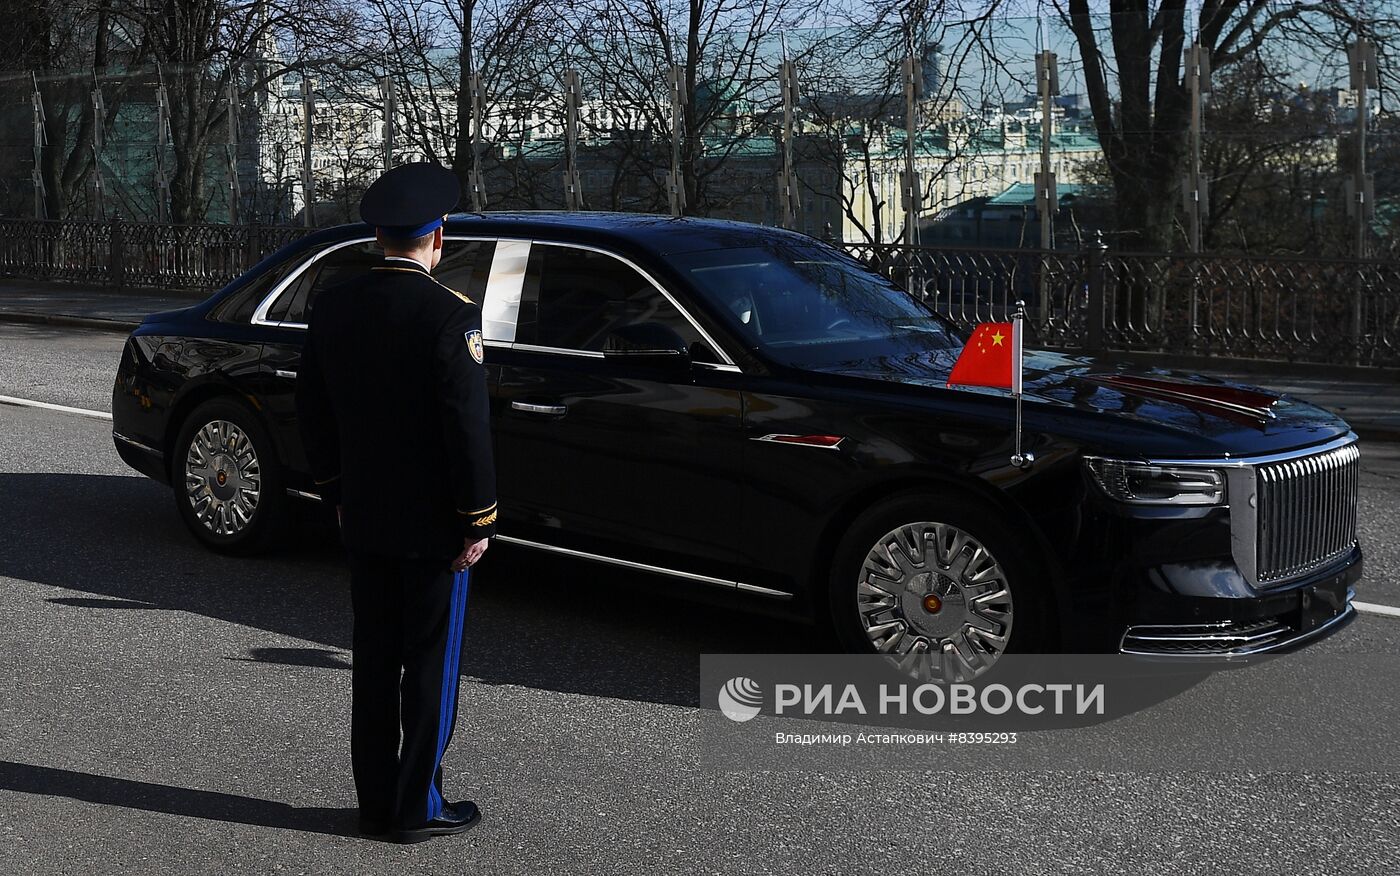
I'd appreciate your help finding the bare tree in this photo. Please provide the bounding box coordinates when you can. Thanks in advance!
[1056,0,1399,251]
[107,0,358,224]
[1197,60,1348,254]
[795,2,1041,244]
[4,0,142,218]
[566,0,833,216]
[354,0,559,208]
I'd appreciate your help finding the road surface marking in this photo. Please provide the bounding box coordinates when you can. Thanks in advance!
[1354,601,1400,619]
[0,394,112,421]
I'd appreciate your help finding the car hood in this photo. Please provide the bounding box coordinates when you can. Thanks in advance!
[805,348,1352,457]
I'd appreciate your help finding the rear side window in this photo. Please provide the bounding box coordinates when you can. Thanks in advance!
[208,251,300,323]
[268,238,498,325]
[273,241,383,324]
[516,243,701,353]
[434,239,497,305]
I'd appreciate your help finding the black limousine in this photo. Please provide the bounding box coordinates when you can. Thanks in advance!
[112,213,1361,672]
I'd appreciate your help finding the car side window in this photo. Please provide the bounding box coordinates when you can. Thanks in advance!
[273,241,383,324]
[434,239,496,305]
[270,239,498,326]
[516,243,704,354]
[209,251,300,323]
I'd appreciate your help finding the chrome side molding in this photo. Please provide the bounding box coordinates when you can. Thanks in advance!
[493,534,792,599]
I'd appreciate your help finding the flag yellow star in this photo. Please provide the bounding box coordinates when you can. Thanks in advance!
[991,331,1005,346]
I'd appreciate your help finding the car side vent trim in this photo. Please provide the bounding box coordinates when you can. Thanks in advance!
[750,433,846,450]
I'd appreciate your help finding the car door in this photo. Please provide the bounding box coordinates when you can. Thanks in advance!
[252,237,499,487]
[490,241,748,583]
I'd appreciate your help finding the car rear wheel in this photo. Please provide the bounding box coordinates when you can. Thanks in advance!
[173,398,286,554]
[828,494,1047,679]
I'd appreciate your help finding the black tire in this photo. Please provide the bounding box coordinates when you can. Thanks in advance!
[827,492,1050,667]
[172,397,287,555]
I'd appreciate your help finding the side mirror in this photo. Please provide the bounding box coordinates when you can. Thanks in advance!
[603,322,691,370]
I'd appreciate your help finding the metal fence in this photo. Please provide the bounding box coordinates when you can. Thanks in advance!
[849,240,1400,368]
[0,218,308,292]
[0,217,1396,368]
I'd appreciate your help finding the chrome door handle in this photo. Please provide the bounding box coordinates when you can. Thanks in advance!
[274,369,298,379]
[511,401,567,416]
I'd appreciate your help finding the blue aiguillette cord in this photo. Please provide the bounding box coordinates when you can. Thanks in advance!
[456,567,471,618]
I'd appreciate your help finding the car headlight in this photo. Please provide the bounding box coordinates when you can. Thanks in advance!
[1083,457,1226,506]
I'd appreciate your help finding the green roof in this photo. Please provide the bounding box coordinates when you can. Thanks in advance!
[986,182,1097,206]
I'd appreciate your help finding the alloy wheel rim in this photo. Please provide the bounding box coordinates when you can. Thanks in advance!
[856,521,1014,681]
[184,419,261,536]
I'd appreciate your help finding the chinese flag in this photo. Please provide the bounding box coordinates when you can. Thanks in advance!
[947,322,1019,391]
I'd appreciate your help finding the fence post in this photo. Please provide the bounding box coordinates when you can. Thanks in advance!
[108,214,124,290]
[1084,232,1107,354]
[245,220,260,273]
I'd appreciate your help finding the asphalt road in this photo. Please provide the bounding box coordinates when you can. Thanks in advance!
[1,323,1398,875]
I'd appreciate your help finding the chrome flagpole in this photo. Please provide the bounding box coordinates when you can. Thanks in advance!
[1010,300,1033,469]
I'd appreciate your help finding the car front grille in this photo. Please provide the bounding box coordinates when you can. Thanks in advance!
[1255,441,1360,585]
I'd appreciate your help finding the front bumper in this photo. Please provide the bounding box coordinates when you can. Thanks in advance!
[1118,553,1361,658]
[1120,594,1356,657]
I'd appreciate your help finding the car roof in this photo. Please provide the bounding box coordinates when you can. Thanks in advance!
[328,211,825,256]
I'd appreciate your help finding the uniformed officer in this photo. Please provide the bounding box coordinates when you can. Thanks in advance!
[295,162,496,844]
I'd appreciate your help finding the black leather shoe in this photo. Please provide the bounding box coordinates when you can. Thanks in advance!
[394,800,482,844]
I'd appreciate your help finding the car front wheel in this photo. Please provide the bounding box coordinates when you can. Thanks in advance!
[173,398,285,554]
[829,494,1047,679]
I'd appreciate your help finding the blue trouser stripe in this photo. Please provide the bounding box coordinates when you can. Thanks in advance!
[427,569,468,819]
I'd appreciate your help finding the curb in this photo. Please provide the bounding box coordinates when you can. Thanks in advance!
[0,310,138,334]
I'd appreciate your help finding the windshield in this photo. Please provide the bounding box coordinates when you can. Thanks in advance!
[673,242,961,368]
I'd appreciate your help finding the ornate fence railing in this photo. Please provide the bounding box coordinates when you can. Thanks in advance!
[0,218,309,292]
[845,241,1400,368]
[0,218,1396,367]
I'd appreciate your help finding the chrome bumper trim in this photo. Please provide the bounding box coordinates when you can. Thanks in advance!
[1120,602,1356,658]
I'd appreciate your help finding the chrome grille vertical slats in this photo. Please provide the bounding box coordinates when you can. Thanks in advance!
[1255,441,1359,585]
[1320,452,1334,560]
[1267,464,1281,576]
[1288,461,1299,570]
[1326,450,1341,558]
[1305,457,1317,566]
[1344,447,1355,546]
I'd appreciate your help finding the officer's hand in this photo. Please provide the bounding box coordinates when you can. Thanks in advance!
[452,537,489,572]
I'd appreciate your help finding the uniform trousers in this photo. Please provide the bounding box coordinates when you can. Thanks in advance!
[348,552,469,827]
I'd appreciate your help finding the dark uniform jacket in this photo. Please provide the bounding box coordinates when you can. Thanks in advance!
[296,257,497,559]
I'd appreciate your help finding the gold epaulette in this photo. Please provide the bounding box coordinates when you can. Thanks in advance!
[371,266,477,307]
[429,275,477,307]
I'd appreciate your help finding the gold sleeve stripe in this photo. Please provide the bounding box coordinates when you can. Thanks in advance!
[471,510,498,527]
[459,501,497,516]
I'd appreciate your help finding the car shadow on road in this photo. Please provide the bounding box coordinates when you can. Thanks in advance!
[0,472,824,709]
[0,759,360,837]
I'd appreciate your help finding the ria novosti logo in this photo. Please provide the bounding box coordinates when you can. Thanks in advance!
[718,676,763,722]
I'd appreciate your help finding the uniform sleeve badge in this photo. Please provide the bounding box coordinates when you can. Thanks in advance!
[465,329,485,364]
